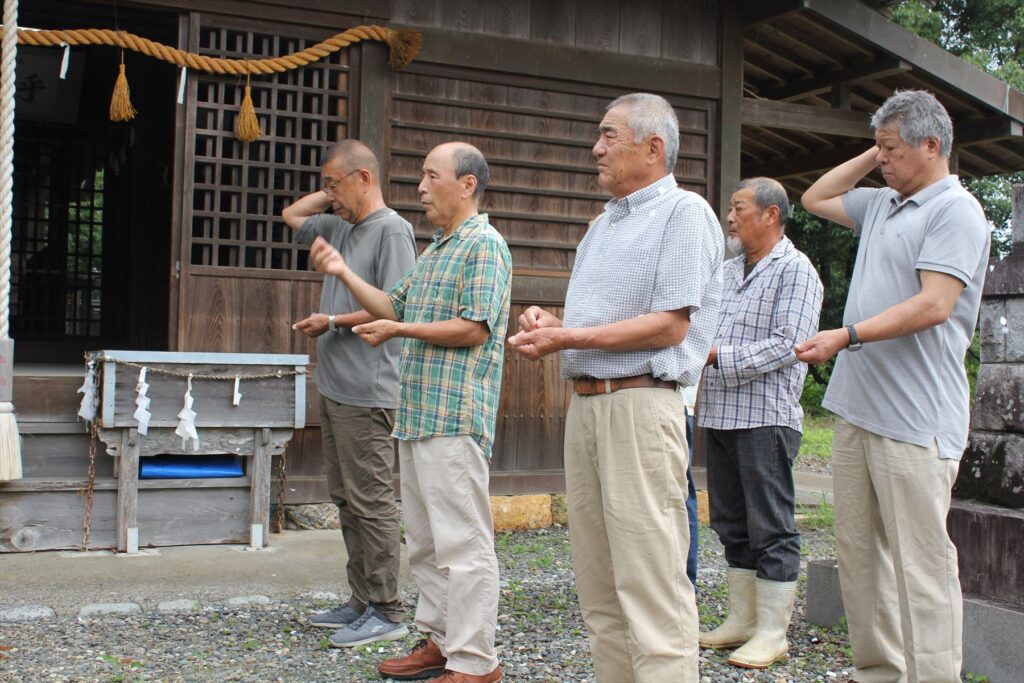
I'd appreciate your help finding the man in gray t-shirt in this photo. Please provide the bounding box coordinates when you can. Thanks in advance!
[282,140,416,648]
[796,91,989,682]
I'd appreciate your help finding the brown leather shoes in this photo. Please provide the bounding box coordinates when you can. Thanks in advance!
[428,668,502,683]
[377,637,447,680]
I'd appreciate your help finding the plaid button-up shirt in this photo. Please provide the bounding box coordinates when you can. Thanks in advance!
[561,174,724,385]
[697,236,823,432]
[388,213,512,457]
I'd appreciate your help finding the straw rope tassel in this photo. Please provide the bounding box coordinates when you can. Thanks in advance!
[109,51,137,122]
[0,0,22,482]
[235,75,261,142]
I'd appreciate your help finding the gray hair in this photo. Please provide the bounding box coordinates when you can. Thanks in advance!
[452,146,490,199]
[607,93,680,175]
[736,177,791,229]
[321,139,380,179]
[870,89,953,158]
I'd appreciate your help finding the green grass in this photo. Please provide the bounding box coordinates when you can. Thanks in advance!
[797,493,835,530]
[798,415,834,466]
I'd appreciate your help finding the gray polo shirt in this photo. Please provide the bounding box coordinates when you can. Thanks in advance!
[296,209,417,409]
[561,174,724,385]
[824,175,989,459]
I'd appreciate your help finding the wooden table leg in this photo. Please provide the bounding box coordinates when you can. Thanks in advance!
[249,428,271,548]
[117,429,140,553]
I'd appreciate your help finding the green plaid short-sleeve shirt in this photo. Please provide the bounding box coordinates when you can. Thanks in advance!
[388,213,512,457]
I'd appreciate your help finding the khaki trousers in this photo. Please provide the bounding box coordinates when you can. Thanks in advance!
[832,417,963,683]
[320,398,404,621]
[565,387,699,683]
[399,436,499,675]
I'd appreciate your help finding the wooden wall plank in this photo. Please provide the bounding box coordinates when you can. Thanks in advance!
[619,0,662,58]
[575,0,620,52]
[529,0,576,45]
[481,0,531,38]
[0,489,117,552]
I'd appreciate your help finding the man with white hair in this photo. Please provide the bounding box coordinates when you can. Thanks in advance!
[697,177,822,669]
[509,92,723,682]
[797,90,990,682]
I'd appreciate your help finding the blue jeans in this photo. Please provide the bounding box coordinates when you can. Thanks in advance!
[685,414,698,587]
[706,425,802,582]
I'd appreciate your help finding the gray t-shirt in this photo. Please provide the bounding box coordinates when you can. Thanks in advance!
[824,175,989,459]
[296,209,417,409]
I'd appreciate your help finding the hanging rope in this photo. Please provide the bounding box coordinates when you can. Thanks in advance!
[0,0,21,482]
[9,24,422,73]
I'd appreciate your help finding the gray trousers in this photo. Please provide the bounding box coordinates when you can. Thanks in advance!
[706,425,802,582]
[320,397,404,621]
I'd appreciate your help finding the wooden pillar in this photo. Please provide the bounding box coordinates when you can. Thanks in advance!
[949,144,959,174]
[717,7,743,234]
[250,427,272,548]
[356,40,391,188]
[117,429,140,553]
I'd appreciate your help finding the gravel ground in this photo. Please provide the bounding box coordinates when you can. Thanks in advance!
[0,521,856,682]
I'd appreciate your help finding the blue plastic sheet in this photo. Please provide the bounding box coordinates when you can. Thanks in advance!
[139,455,244,479]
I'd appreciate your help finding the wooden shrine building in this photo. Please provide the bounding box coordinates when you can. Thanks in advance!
[4,0,1023,550]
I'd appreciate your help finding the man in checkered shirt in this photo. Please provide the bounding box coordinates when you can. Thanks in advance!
[697,177,822,669]
[509,92,723,683]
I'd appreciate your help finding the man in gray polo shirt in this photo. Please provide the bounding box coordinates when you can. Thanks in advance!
[796,90,990,682]
[282,140,417,648]
[509,92,723,682]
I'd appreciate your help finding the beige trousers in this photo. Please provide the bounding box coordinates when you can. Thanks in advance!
[565,387,699,683]
[832,417,963,683]
[399,436,499,676]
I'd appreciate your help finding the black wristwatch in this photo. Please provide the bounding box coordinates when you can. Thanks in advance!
[845,324,862,352]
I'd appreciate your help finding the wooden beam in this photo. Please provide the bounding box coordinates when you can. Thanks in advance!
[409,25,721,100]
[741,98,872,138]
[740,0,807,27]
[804,0,1024,123]
[719,9,744,227]
[758,58,912,102]
[745,141,872,179]
[956,117,1024,145]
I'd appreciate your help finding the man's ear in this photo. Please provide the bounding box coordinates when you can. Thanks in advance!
[648,135,666,166]
[461,174,478,200]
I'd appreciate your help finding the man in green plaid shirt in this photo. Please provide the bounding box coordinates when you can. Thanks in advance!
[310,141,511,683]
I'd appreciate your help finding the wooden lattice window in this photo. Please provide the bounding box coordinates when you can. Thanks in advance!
[188,23,349,271]
[12,128,105,338]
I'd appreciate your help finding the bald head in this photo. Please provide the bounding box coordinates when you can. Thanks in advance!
[435,142,489,199]
[321,140,381,183]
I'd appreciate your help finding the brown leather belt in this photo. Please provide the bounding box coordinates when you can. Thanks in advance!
[573,374,678,396]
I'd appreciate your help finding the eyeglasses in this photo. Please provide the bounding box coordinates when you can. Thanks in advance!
[321,169,361,196]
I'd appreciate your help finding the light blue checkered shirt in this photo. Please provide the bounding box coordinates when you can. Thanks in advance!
[561,174,724,385]
[697,236,823,432]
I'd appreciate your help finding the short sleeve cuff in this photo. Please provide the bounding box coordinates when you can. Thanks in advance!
[916,261,973,287]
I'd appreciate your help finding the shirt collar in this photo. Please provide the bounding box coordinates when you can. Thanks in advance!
[603,174,678,218]
[890,175,958,210]
[431,213,488,244]
[729,236,794,287]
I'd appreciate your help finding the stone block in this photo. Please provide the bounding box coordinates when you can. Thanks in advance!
[491,494,552,532]
[1005,296,1024,363]
[957,431,1024,508]
[948,500,1024,607]
[971,364,1024,432]
[963,597,1024,683]
[696,489,710,525]
[157,599,199,612]
[227,595,271,606]
[285,503,340,530]
[78,603,142,618]
[0,605,55,622]
[550,494,568,526]
[804,559,845,628]
[979,298,1007,363]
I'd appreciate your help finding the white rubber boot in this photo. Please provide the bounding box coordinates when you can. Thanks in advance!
[728,578,798,669]
[699,567,757,649]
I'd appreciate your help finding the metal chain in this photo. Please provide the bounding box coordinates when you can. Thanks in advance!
[106,358,304,381]
[273,451,288,533]
[80,421,98,551]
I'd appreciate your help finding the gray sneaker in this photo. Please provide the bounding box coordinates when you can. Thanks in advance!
[329,606,409,648]
[309,604,362,628]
